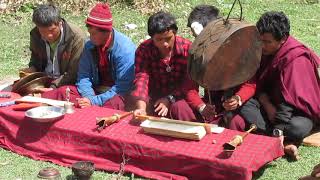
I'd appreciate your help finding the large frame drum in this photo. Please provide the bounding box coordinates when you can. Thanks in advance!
[188,18,262,90]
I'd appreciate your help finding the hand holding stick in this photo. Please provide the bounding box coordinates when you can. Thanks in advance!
[96,111,133,132]
[223,124,257,151]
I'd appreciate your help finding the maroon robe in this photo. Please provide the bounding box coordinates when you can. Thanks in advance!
[257,36,320,122]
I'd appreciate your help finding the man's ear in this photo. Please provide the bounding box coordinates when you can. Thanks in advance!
[57,21,62,27]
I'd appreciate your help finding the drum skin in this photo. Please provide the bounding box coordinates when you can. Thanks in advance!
[188,18,262,90]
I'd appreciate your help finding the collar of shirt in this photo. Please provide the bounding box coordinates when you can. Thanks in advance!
[99,31,113,53]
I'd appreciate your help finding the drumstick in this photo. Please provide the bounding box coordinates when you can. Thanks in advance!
[96,111,133,131]
[223,124,257,151]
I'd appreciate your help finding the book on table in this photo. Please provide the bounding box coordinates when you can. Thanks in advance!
[140,119,207,140]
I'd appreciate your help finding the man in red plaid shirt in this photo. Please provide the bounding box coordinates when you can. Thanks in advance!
[131,11,201,121]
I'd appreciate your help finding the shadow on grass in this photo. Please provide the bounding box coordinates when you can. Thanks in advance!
[253,163,276,180]
[253,156,299,180]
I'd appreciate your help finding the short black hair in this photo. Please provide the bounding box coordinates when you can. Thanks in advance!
[187,5,220,28]
[32,4,61,27]
[147,11,178,37]
[256,11,290,41]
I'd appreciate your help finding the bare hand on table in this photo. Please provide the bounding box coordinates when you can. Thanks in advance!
[76,97,92,108]
[133,108,147,116]
[154,97,170,117]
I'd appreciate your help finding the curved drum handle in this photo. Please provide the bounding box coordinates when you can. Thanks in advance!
[224,0,243,25]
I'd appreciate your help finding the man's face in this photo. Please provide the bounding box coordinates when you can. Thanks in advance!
[87,26,112,46]
[260,33,286,56]
[152,30,175,57]
[37,22,62,44]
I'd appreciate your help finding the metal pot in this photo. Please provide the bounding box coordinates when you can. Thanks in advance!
[17,76,52,96]
[12,72,47,92]
[37,167,61,180]
[72,161,95,180]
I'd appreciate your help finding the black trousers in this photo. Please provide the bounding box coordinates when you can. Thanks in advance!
[240,98,313,142]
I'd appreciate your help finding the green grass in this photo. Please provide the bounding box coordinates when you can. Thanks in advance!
[0,0,320,179]
[0,148,135,179]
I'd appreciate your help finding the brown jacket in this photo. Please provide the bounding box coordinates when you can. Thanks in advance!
[29,19,86,87]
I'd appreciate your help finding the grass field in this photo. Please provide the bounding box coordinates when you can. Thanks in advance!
[0,0,319,179]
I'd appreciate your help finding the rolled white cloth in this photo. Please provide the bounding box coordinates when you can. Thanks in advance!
[191,21,204,36]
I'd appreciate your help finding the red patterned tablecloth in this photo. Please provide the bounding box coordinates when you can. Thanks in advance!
[0,106,284,180]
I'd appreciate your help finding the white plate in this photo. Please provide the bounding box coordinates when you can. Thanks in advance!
[25,106,65,123]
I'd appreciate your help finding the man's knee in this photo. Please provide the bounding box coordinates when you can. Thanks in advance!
[170,99,196,121]
[285,117,313,140]
[228,114,246,131]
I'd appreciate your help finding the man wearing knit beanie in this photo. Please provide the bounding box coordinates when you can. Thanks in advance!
[43,3,136,109]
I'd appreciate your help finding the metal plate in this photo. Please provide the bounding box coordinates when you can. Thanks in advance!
[17,76,52,96]
[11,72,46,92]
[25,106,65,123]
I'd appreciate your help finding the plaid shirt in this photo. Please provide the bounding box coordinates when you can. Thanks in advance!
[131,36,195,102]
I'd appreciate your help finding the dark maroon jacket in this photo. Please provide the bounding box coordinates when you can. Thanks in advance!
[257,36,320,122]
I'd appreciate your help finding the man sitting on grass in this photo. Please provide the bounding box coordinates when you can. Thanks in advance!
[42,3,136,110]
[239,11,320,160]
[131,11,201,121]
[20,4,86,90]
[186,5,256,130]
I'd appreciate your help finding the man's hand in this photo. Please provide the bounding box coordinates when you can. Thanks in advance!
[311,163,320,178]
[154,97,170,117]
[34,87,53,93]
[223,95,241,111]
[258,93,277,123]
[199,104,216,121]
[76,97,92,108]
[133,108,147,116]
